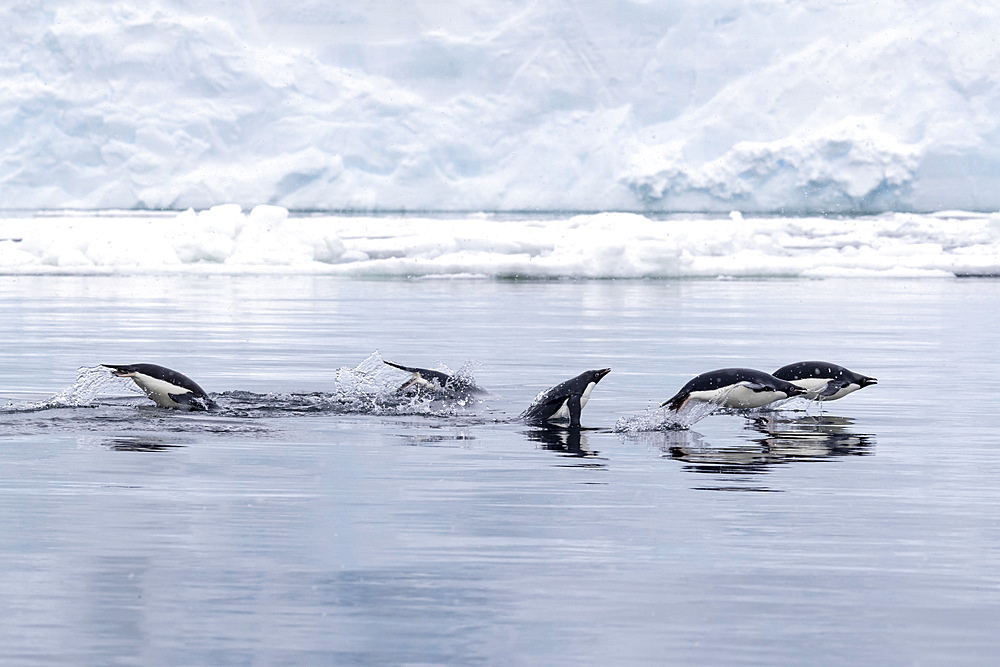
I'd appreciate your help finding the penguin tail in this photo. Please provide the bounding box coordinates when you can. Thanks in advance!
[383,360,411,372]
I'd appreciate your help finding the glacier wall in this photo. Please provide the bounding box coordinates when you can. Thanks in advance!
[3,1,1000,213]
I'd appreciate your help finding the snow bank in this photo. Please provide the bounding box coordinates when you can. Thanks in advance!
[1,207,998,278]
[3,1,1000,213]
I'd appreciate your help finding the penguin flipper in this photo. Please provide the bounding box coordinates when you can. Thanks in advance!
[171,393,216,412]
[741,381,770,393]
[567,394,583,428]
[396,375,423,393]
[818,380,850,398]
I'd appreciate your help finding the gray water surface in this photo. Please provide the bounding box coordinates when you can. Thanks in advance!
[1,275,999,665]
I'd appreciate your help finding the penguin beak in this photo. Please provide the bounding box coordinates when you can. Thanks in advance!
[861,377,878,387]
[595,368,611,381]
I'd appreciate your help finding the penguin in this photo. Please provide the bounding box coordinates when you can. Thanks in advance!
[662,368,806,412]
[382,360,483,396]
[772,361,877,401]
[103,363,217,411]
[520,368,610,428]
[383,360,456,393]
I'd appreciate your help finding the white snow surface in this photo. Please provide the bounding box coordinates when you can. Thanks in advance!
[2,206,999,278]
[4,1,1000,213]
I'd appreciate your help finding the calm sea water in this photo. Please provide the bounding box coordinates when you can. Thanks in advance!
[1,274,999,665]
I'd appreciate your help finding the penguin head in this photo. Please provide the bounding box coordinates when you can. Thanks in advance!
[103,364,136,378]
[590,368,612,383]
[779,380,808,398]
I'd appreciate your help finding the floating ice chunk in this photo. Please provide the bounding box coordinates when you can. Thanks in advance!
[2,209,1000,277]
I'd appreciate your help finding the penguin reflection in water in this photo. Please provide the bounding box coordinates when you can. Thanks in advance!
[103,363,217,411]
[520,368,611,428]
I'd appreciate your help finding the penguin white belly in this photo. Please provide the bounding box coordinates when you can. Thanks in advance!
[687,382,772,409]
[131,373,192,408]
[688,383,783,409]
[723,388,784,409]
[579,381,596,408]
[821,383,861,401]
[685,386,739,406]
[789,377,833,400]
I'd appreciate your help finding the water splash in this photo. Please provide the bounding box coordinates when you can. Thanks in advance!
[330,351,486,416]
[213,352,487,418]
[763,396,813,412]
[1,365,137,413]
[617,425,709,450]
[51,365,140,405]
[3,354,488,419]
[613,401,719,433]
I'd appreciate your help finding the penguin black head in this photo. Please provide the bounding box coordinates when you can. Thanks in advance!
[783,383,809,398]
[588,368,612,383]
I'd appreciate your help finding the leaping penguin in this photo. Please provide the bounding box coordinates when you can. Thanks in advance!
[520,368,610,428]
[382,360,483,396]
[662,368,806,412]
[103,363,217,411]
[383,360,456,393]
[772,361,877,401]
